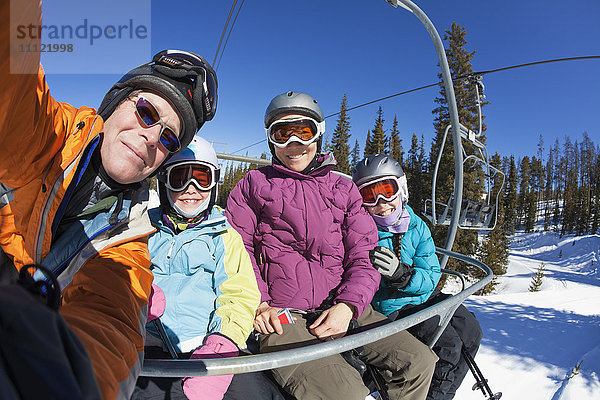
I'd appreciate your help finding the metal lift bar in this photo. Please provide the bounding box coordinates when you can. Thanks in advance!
[216,153,271,165]
[386,0,464,269]
[140,247,492,377]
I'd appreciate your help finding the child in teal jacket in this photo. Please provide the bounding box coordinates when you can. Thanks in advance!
[353,154,482,400]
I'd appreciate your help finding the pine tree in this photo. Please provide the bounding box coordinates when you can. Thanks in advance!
[591,138,600,234]
[429,22,486,274]
[579,132,595,234]
[321,133,331,154]
[544,145,554,231]
[364,130,374,157]
[528,262,546,292]
[350,140,361,173]
[517,156,534,231]
[477,153,510,293]
[370,106,388,155]
[406,133,429,213]
[552,138,562,228]
[504,155,518,235]
[562,137,577,234]
[217,162,233,208]
[330,93,352,174]
[388,115,404,164]
[530,154,545,229]
[217,153,268,208]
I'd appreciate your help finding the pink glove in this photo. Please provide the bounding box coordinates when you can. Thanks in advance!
[147,284,166,323]
[182,334,239,400]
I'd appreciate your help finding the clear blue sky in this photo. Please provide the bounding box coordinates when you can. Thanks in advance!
[42,0,600,161]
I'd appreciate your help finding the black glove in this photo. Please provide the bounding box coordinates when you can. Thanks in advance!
[341,319,367,376]
[369,246,414,289]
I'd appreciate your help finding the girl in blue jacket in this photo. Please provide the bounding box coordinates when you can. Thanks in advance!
[353,154,482,400]
[133,137,283,400]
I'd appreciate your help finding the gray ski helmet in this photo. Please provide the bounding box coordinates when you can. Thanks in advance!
[264,91,324,128]
[353,154,405,187]
[98,50,218,151]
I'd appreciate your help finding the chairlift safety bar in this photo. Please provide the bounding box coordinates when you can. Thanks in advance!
[140,247,492,377]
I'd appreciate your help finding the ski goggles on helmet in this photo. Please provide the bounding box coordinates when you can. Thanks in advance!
[265,116,325,148]
[163,161,218,192]
[133,96,181,153]
[153,50,218,122]
[358,176,402,206]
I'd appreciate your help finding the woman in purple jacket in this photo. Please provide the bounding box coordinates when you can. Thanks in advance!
[226,91,437,400]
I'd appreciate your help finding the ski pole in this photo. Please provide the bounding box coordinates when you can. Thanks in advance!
[366,364,390,400]
[462,346,502,400]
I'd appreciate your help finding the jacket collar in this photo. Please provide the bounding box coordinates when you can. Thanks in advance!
[150,205,229,234]
[270,152,337,179]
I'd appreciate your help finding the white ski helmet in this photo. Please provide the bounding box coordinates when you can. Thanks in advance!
[156,136,221,218]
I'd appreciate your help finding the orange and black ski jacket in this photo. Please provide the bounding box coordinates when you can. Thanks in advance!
[1,2,155,398]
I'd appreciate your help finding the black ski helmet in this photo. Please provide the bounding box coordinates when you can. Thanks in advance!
[264,91,325,154]
[353,154,409,205]
[98,50,218,151]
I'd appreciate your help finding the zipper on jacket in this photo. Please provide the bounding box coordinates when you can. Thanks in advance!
[41,122,85,193]
[109,191,124,225]
[34,119,94,263]
[166,238,176,259]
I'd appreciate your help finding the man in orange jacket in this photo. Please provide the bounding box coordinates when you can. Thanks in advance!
[0,2,218,398]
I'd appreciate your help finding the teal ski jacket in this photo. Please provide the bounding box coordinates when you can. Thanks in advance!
[371,205,441,316]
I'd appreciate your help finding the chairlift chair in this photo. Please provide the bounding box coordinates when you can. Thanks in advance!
[142,2,501,399]
[423,75,505,230]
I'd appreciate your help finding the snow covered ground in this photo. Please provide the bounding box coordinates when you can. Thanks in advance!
[455,230,600,399]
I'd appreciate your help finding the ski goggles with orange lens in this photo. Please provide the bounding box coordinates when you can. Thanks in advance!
[358,177,401,206]
[266,116,325,148]
[164,161,218,192]
[133,96,181,153]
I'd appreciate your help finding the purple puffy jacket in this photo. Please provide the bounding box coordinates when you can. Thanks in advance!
[225,155,380,317]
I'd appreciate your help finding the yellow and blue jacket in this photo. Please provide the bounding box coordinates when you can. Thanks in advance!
[147,205,260,352]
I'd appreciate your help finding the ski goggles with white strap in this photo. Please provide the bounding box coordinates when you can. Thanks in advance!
[265,116,325,148]
[358,176,407,207]
[162,161,218,192]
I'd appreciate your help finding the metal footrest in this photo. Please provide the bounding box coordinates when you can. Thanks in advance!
[423,196,495,229]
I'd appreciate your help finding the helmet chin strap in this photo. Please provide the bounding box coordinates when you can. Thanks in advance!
[168,193,211,219]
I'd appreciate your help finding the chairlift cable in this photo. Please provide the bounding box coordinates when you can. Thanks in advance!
[324,82,439,119]
[325,55,600,119]
[216,0,245,71]
[232,139,266,155]
[213,0,238,68]
[233,55,600,153]
[455,55,600,80]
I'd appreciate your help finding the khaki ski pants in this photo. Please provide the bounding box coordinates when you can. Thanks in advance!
[259,305,437,400]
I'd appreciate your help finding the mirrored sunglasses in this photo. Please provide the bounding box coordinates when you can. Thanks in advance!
[134,97,181,153]
[165,162,216,192]
[359,177,400,206]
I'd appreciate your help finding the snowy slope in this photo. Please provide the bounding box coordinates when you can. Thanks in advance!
[455,230,600,399]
